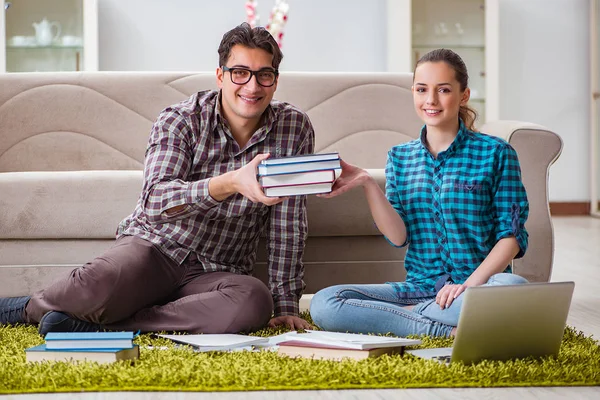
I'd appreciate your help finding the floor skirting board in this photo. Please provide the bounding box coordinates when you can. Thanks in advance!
[549,202,599,216]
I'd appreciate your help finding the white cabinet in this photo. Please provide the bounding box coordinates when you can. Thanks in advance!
[386,0,499,125]
[1,0,98,72]
[591,0,600,217]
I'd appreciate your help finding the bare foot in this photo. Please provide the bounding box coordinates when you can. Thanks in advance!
[403,305,415,311]
[450,327,457,337]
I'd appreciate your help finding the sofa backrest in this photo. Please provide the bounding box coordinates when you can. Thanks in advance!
[0,72,421,172]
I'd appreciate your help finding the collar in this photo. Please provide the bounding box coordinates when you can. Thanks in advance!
[418,119,469,159]
[213,90,277,149]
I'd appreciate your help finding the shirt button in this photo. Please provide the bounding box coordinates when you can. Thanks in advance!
[434,186,439,192]
[441,238,446,244]
[435,211,440,216]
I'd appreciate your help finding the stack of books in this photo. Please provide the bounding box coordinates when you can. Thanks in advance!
[258,152,341,197]
[276,330,421,361]
[25,331,139,363]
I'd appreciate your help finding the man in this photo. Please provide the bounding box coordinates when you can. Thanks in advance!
[0,23,313,335]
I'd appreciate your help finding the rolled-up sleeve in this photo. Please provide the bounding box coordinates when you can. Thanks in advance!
[384,151,409,248]
[492,144,529,258]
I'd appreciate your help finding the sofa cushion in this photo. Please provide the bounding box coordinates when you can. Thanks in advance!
[0,170,386,239]
[0,170,141,239]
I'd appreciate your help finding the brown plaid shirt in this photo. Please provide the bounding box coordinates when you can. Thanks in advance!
[117,90,314,316]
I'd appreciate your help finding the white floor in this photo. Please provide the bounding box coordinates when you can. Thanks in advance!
[5,216,600,400]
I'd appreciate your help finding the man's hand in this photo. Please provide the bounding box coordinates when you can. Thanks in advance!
[227,153,285,206]
[317,159,372,198]
[268,315,313,330]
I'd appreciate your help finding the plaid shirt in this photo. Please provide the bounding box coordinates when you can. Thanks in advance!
[117,90,314,316]
[386,121,529,298]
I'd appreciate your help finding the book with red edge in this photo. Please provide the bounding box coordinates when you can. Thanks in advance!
[276,340,404,361]
[259,169,338,188]
[263,182,334,197]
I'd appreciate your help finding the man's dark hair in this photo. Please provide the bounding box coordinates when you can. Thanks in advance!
[218,22,283,70]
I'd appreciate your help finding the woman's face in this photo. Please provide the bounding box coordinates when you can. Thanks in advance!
[411,61,470,132]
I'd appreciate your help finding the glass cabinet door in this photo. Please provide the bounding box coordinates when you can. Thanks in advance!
[412,0,486,124]
[3,0,96,72]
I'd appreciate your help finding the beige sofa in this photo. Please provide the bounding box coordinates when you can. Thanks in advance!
[0,72,562,300]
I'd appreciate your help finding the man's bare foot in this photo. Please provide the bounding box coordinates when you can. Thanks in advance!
[450,327,457,337]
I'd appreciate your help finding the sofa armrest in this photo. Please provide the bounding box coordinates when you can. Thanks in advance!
[481,120,563,282]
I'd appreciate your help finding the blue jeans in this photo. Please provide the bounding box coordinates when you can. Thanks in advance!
[310,273,528,338]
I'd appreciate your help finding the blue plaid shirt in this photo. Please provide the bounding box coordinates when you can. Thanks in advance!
[386,121,529,298]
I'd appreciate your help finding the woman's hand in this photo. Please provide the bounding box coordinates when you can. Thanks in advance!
[436,283,467,309]
[318,159,372,198]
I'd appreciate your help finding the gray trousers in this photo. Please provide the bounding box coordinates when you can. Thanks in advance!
[25,236,274,333]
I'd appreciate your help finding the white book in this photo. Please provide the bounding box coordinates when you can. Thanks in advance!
[280,330,421,350]
[260,169,338,188]
[260,152,340,165]
[258,159,341,176]
[264,182,333,197]
[157,334,268,352]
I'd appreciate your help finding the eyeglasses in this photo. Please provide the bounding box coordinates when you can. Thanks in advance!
[222,66,279,87]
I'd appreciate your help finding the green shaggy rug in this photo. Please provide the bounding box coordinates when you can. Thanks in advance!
[1,317,599,394]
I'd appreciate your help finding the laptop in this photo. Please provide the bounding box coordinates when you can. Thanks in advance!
[406,281,575,365]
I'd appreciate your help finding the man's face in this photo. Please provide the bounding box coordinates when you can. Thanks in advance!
[216,45,278,126]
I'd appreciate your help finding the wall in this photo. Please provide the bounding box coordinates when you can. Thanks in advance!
[498,0,590,202]
[96,0,591,203]
[98,0,387,72]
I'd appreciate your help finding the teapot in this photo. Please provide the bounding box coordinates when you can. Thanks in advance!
[32,18,61,46]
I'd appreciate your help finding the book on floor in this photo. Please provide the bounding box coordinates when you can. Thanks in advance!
[259,169,339,188]
[157,333,269,352]
[25,344,139,364]
[263,181,334,197]
[280,330,421,350]
[276,340,404,361]
[44,331,136,350]
[258,153,341,176]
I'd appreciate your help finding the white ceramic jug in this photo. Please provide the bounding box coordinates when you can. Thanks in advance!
[32,18,61,46]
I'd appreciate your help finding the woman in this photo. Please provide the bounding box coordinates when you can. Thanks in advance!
[309,49,529,338]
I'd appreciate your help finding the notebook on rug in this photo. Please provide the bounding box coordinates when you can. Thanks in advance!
[280,330,421,350]
[275,330,421,361]
[157,334,268,352]
[407,281,575,365]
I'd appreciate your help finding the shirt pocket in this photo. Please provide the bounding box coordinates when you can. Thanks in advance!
[444,180,492,216]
